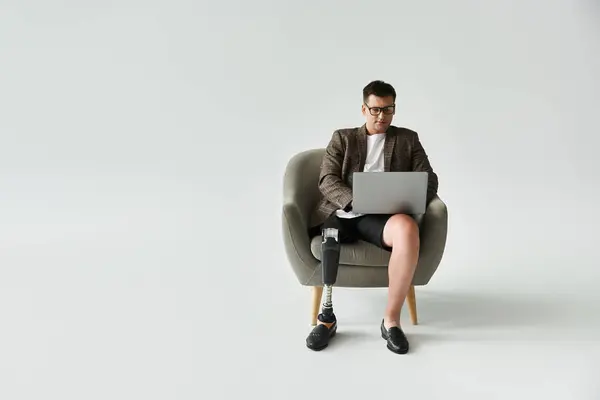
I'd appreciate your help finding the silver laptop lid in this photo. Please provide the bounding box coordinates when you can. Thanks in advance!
[352,172,428,214]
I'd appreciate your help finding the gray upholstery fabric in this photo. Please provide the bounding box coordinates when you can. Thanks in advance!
[282,148,448,288]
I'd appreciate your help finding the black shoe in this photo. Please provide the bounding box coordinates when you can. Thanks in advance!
[380,319,409,354]
[306,314,337,351]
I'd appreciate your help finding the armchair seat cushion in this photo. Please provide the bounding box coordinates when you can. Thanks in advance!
[309,214,424,267]
[310,237,390,267]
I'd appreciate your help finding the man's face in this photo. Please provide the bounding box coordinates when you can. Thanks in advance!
[362,95,395,134]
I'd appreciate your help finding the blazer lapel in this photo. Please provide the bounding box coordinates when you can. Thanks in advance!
[383,129,397,171]
[357,124,367,171]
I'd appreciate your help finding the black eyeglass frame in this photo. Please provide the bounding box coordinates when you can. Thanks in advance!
[364,103,396,116]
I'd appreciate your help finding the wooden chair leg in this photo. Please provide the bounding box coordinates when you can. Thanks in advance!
[407,285,418,325]
[310,286,323,326]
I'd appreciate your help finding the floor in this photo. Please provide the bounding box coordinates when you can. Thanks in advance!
[278,285,600,400]
[1,174,599,399]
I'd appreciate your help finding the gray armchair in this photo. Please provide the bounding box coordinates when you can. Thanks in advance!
[282,148,448,326]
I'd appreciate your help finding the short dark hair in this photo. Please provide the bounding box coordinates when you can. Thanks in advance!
[363,80,396,103]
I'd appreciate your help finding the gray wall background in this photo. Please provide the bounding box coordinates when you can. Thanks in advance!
[1,1,599,398]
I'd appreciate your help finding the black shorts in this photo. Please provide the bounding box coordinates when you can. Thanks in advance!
[309,213,394,252]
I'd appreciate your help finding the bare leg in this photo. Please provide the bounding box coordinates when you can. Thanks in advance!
[381,214,420,329]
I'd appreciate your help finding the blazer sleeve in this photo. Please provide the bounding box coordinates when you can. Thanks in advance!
[411,131,439,205]
[318,130,353,211]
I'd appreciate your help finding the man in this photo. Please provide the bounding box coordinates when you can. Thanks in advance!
[306,80,439,354]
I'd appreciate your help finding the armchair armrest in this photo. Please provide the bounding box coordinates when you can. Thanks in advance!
[413,195,448,285]
[282,201,319,284]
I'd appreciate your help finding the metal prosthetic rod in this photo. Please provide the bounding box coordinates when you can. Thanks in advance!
[319,227,340,323]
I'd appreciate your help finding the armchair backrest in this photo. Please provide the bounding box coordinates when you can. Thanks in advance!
[283,148,325,224]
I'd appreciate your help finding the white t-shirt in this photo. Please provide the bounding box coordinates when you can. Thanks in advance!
[335,133,386,219]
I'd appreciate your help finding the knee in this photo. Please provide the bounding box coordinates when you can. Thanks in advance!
[385,214,419,243]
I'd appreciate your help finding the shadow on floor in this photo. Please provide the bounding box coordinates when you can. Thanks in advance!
[413,290,565,329]
[337,287,596,333]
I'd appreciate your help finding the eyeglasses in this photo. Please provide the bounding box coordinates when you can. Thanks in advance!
[364,103,395,116]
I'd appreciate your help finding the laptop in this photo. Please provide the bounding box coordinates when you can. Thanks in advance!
[351,171,428,214]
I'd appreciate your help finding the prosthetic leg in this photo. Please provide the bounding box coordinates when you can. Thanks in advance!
[306,227,341,351]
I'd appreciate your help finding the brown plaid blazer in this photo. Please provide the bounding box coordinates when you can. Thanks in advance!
[309,124,439,229]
